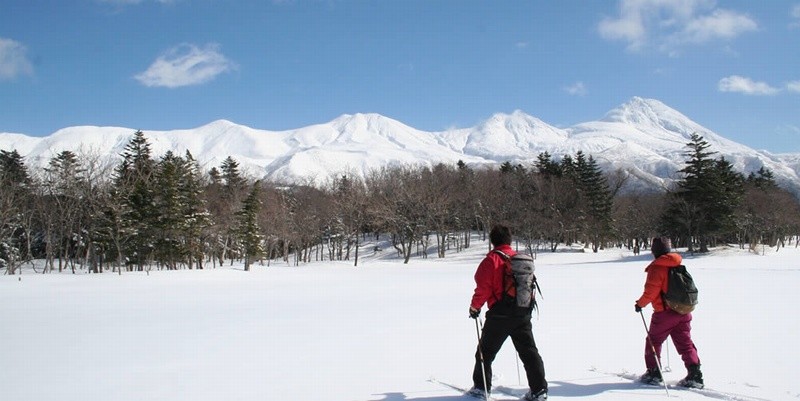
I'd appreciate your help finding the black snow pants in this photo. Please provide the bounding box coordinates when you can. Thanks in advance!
[472,315,547,394]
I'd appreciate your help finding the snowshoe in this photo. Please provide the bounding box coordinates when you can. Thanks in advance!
[465,386,489,399]
[523,389,548,401]
[639,367,664,385]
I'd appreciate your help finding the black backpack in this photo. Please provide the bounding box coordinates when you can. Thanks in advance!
[662,265,699,314]
[493,250,541,314]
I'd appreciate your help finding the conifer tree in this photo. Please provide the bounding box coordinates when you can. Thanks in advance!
[0,149,32,188]
[42,150,88,272]
[662,133,744,252]
[220,156,245,190]
[235,182,264,271]
[747,166,777,190]
[153,151,184,269]
[0,149,33,273]
[113,130,158,270]
[575,152,613,252]
[214,156,248,265]
[179,151,212,269]
[535,151,562,177]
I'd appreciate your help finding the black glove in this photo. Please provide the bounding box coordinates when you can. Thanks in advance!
[469,307,480,319]
[635,303,642,313]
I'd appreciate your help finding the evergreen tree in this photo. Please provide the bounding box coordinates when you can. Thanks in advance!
[662,133,744,252]
[42,151,88,272]
[153,151,185,269]
[560,154,577,180]
[710,157,745,236]
[208,167,222,185]
[747,166,777,190]
[179,151,212,269]
[0,149,32,188]
[150,151,213,269]
[235,182,264,271]
[535,151,562,177]
[214,156,248,265]
[45,151,82,188]
[113,130,158,270]
[220,156,245,190]
[575,152,614,252]
[0,149,33,273]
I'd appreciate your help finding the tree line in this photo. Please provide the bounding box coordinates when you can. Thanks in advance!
[2,131,799,274]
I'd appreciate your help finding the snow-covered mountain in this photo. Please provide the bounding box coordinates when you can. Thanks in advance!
[2,97,799,194]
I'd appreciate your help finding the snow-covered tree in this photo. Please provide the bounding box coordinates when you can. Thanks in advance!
[0,149,33,274]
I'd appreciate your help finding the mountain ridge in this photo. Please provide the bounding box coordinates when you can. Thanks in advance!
[2,97,799,194]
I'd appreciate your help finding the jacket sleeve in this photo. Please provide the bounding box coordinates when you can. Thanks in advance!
[636,264,664,309]
[470,256,497,310]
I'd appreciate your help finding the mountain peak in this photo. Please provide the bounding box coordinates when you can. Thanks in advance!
[597,97,708,139]
[602,97,680,124]
[196,119,242,130]
[329,113,408,134]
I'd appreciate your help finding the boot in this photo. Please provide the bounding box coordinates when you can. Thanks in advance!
[677,364,704,389]
[639,367,663,385]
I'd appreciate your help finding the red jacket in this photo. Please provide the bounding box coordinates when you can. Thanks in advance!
[636,252,683,312]
[471,244,515,310]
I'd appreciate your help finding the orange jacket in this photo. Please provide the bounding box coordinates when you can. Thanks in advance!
[636,252,683,312]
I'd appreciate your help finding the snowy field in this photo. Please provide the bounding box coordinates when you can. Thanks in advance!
[1,238,798,401]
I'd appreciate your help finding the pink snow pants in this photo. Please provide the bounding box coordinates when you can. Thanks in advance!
[644,309,700,370]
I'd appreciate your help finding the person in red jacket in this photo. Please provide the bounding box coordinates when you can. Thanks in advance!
[467,224,547,401]
[635,237,704,389]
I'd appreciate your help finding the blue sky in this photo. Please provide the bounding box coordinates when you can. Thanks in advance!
[1,0,799,153]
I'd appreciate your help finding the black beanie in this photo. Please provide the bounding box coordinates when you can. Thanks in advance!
[651,237,672,257]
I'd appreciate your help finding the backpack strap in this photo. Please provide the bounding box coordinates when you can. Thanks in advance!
[492,249,510,259]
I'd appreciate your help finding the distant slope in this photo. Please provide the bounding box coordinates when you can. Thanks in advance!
[2,97,799,194]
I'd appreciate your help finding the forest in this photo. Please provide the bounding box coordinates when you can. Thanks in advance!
[2,131,799,274]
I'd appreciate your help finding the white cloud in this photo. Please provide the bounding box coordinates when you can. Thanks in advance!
[718,75,779,96]
[134,43,236,88]
[563,81,587,96]
[598,3,647,51]
[785,124,800,134]
[677,9,757,43]
[787,80,800,93]
[599,0,757,53]
[791,4,800,28]
[0,37,34,80]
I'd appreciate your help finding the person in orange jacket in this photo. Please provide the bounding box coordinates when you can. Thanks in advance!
[467,224,547,401]
[635,237,704,389]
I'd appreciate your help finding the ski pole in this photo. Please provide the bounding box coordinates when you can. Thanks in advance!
[475,317,491,400]
[515,351,522,385]
[640,310,670,397]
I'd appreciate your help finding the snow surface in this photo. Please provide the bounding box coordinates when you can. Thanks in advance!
[2,238,798,401]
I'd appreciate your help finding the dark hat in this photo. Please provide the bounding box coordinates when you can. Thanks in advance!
[651,237,672,257]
